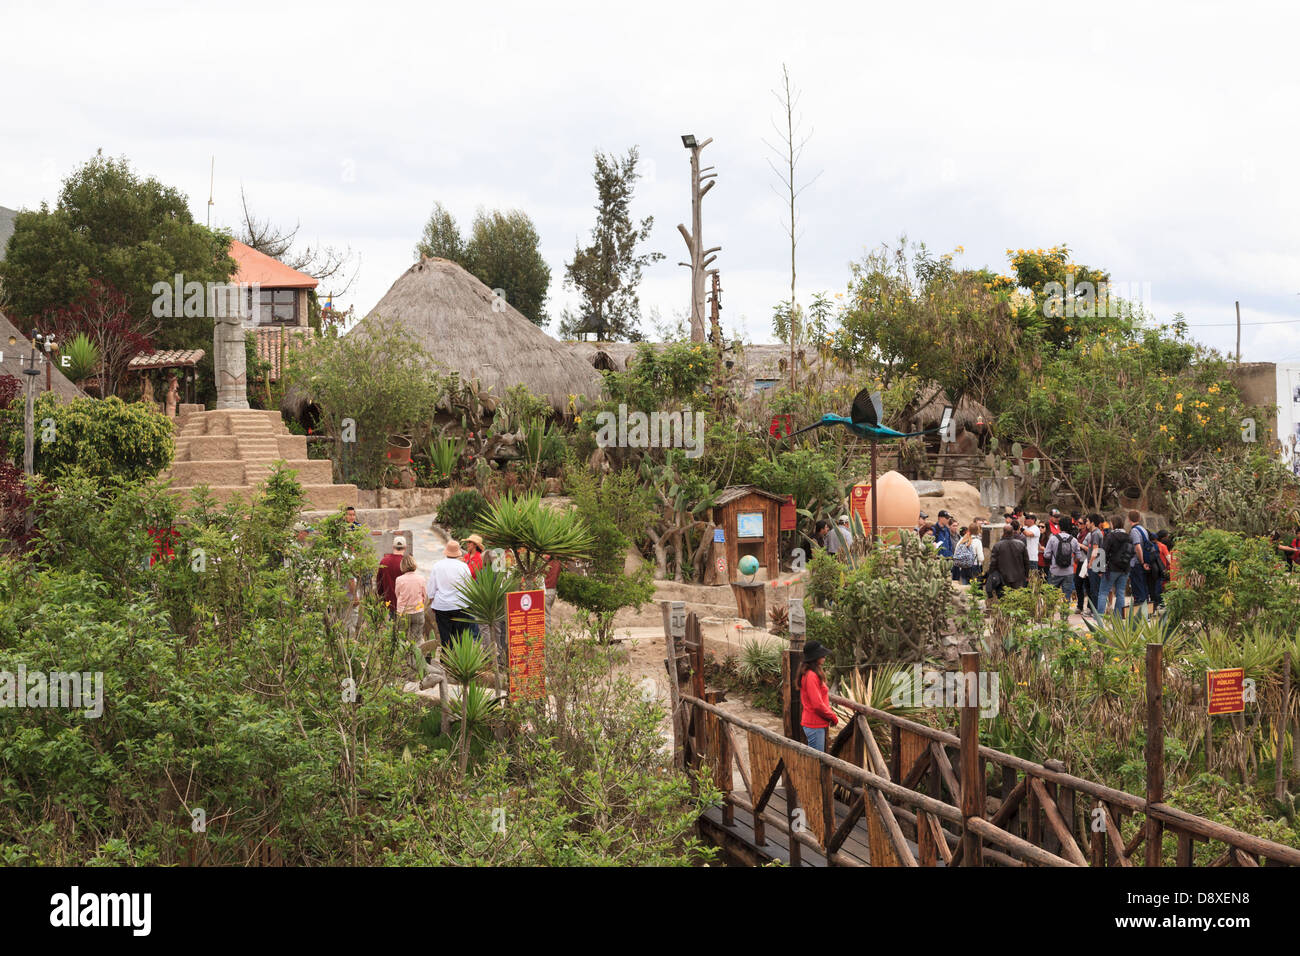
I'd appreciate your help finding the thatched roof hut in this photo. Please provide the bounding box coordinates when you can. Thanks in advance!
[0,310,86,400]
[352,257,602,413]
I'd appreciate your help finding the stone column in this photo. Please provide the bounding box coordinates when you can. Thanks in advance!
[213,314,250,410]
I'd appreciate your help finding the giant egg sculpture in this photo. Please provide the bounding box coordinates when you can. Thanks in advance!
[861,470,921,541]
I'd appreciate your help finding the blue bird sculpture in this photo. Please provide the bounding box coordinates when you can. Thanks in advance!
[788,388,943,441]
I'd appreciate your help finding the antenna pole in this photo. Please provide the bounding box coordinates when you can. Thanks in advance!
[207,156,215,228]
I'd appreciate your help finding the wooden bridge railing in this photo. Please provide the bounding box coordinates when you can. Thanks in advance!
[670,613,1300,868]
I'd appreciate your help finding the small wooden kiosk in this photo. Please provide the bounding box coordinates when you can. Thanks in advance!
[709,485,786,627]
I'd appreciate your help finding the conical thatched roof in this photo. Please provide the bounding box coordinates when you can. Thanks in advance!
[0,309,86,400]
[352,257,603,413]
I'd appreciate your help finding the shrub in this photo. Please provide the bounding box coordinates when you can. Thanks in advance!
[437,488,489,539]
[1,392,173,481]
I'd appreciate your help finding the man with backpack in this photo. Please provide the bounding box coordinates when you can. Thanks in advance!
[1043,524,1079,604]
[1127,509,1164,618]
[1095,514,1134,619]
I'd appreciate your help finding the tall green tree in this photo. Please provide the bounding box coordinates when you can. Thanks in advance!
[414,201,464,262]
[464,209,550,326]
[560,147,662,342]
[0,151,235,351]
[413,204,550,325]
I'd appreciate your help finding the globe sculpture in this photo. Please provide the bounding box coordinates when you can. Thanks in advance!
[737,554,760,580]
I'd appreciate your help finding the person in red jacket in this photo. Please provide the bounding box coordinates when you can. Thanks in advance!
[375,538,407,619]
[799,641,838,752]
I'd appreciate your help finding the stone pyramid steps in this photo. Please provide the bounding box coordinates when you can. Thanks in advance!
[162,408,358,511]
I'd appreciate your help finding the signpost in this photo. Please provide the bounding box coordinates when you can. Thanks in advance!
[1206,667,1245,717]
[850,482,871,534]
[780,494,797,531]
[506,589,546,700]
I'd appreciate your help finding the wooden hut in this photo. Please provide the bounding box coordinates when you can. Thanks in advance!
[711,485,786,582]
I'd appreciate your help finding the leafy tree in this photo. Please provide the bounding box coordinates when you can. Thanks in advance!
[996,323,1259,510]
[1006,244,1112,349]
[830,239,1024,413]
[557,468,656,641]
[413,205,550,326]
[282,322,445,489]
[1,392,174,482]
[414,201,464,261]
[464,209,550,326]
[0,152,235,352]
[42,280,153,397]
[560,147,663,341]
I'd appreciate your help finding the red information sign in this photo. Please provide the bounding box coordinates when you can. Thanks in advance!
[506,589,546,701]
[780,494,797,531]
[850,483,871,531]
[1206,667,1245,716]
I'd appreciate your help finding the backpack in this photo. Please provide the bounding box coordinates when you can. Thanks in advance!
[1051,533,1074,571]
[1103,529,1135,570]
[954,541,976,568]
[1135,526,1164,571]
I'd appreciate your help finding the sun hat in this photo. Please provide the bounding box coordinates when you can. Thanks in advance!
[444,540,463,558]
[802,641,830,663]
[838,515,850,524]
[465,534,484,550]
[393,537,407,551]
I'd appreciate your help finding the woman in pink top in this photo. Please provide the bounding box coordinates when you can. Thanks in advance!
[394,555,429,673]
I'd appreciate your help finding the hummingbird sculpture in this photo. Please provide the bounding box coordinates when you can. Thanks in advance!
[788,388,948,441]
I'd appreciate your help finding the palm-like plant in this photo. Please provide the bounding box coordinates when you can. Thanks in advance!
[455,565,520,664]
[473,492,594,587]
[63,332,101,386]
[441,631,499,772]
[426,436,462,486]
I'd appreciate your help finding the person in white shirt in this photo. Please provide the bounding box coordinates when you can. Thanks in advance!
[826,515,853,559]
[1022,514,1042,570]
[425,540,479,646]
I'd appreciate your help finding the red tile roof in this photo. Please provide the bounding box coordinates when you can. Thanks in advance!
[229,240,319,290]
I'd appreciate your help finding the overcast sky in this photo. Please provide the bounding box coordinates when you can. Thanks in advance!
[5,0,1299,361]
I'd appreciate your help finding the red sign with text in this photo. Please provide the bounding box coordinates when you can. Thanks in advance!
[1206,667,1245,716]
[780,494,797,531]
[506,589,547,701]
[850,483,871,532]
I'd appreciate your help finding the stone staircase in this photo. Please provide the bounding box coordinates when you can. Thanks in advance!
[162,406,359,511]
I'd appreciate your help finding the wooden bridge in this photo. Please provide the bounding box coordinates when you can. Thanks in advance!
[663,606,1300,868]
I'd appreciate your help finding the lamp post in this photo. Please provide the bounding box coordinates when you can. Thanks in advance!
[677,133,720,344]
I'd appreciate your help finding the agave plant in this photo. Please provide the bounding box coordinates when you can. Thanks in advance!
[737,638,783,683]
[1084,613,1186,661]
[473,492,594,587]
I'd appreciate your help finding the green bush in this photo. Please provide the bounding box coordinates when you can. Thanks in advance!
[437,488,489,539]
[1165,527,1300,634]
[1,393,173,481]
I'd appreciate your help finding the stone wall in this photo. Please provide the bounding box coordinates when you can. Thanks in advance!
[354,486,455,517]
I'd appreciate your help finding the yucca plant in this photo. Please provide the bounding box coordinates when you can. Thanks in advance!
[441,631,499,772]
[62,332,101,385]
[1084,613,1186,661]
[474,492,594,587]
[455,565,521,665]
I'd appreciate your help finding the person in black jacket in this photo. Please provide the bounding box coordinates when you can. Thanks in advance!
[986,527,1031,599]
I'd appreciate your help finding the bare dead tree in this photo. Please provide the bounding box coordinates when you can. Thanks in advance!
[237,187,359,297]
[762,64,822,387]
[676,137,719,343]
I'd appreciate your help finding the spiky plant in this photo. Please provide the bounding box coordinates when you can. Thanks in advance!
[62,332,100,385]
[455,565,521,665]
[737,638,783,683]
[441,631,497,772]
[474,492,594,587]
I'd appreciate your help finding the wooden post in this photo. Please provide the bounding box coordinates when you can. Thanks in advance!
[677,137,719,344]
[869,439,879,550]
[1278,651,1292,801]
[1145,642,1165,868]
[1235,300,1242,364]
[662,601,687,769]
[959,650,983,866]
